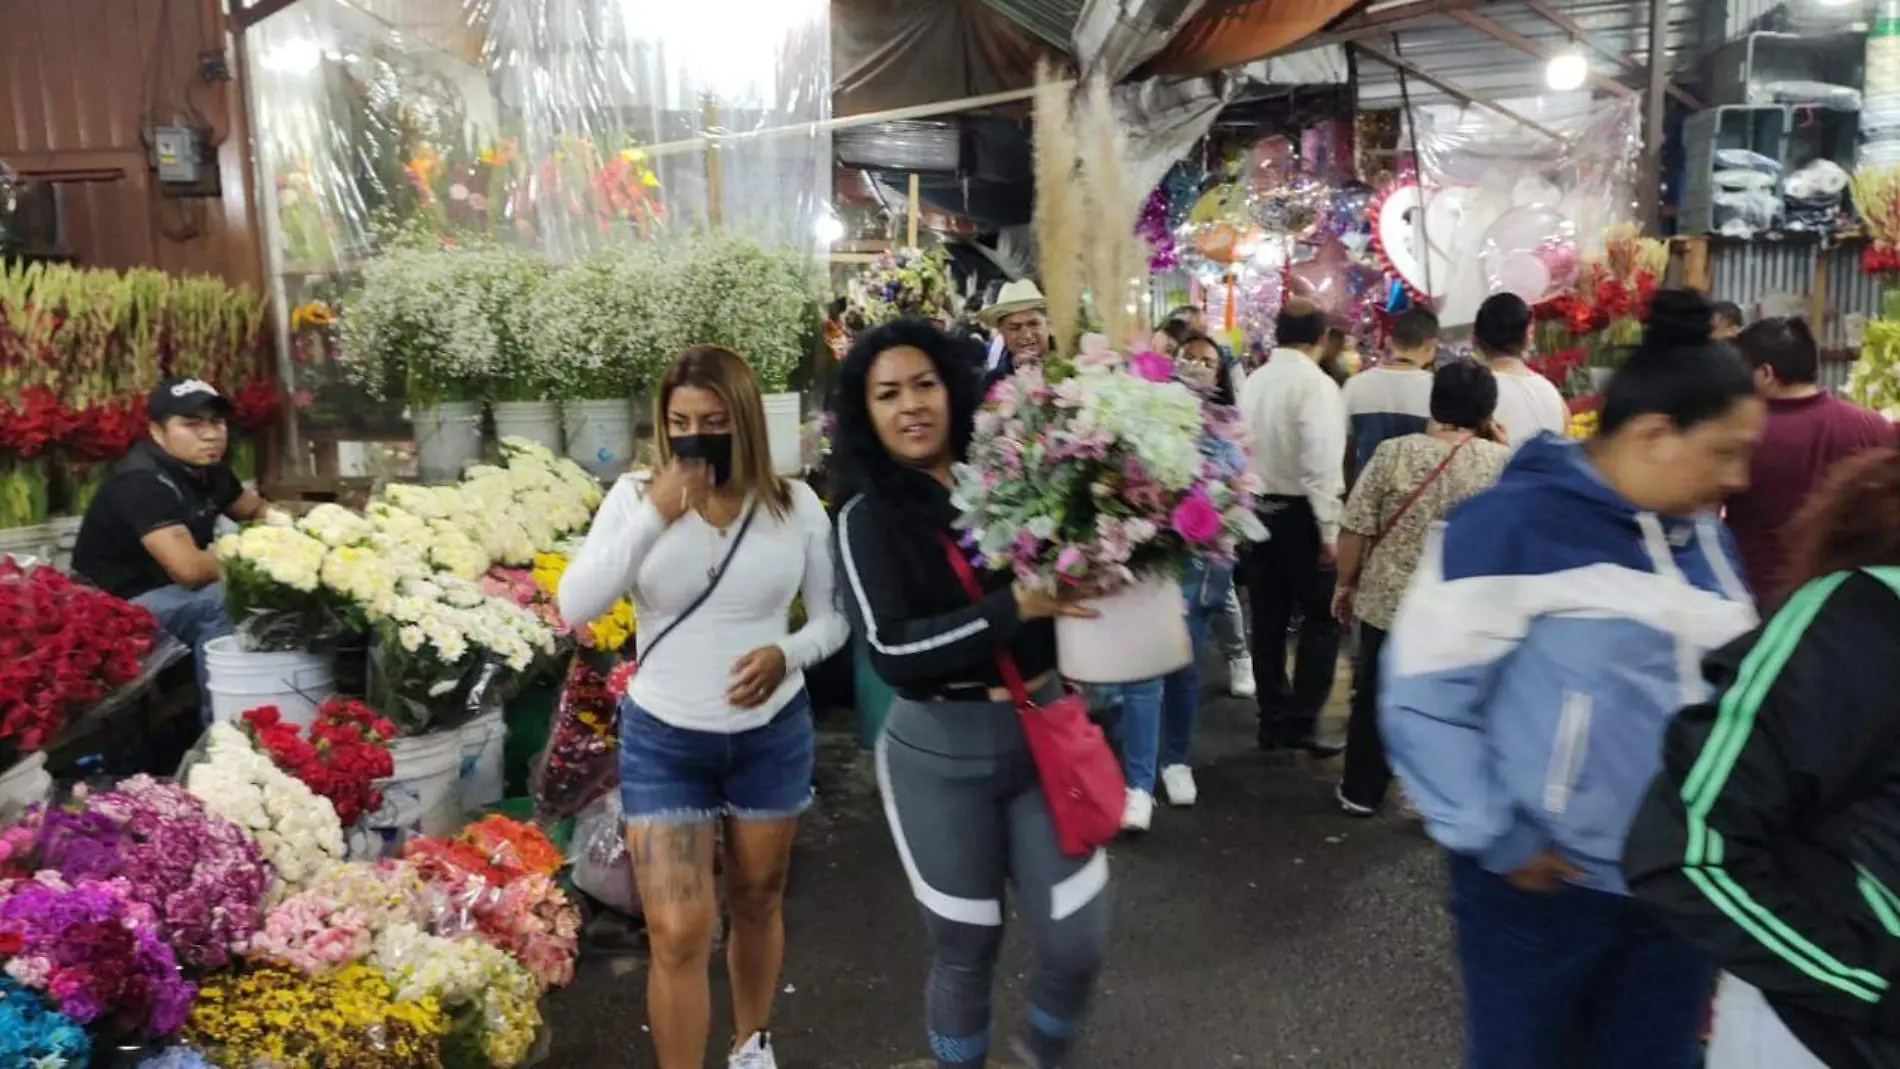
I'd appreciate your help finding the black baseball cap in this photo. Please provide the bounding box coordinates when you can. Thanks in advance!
[148,377,235,421]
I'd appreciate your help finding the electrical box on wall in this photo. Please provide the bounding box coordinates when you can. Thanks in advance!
[150,125,220,198]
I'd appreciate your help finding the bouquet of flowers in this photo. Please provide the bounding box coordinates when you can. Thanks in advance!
[404,817,578,990]
[302,860,436,934]
[845,246,954,329]
[214,523,333,651]
[952,73,1265,597]
[183,963,447,1069]
[529,550,633,652]
[954,351,1264,593]
[0,560,162,752]
[246,890,376,976]
[371,922,541,1067]
[0,871,196,1038]
[0,976,90,1067]
[530,658,619,820]
[20,776,270,968]
[244,698,397,827]
[186,722,347,898]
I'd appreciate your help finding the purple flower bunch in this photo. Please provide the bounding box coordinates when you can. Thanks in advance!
[0,871,195,1037]
[28,776,270,969]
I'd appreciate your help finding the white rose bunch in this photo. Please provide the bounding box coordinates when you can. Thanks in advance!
[297,502,376,548]
[216,525,327,593]
[187,723,347,900]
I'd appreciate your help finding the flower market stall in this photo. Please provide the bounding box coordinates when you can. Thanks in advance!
[239,0,831,479]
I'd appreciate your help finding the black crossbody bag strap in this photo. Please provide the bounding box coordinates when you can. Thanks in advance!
[634,504,759,665]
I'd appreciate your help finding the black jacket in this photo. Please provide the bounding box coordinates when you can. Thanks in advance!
[832,470,1056,693]
[1625,568,1900,1069]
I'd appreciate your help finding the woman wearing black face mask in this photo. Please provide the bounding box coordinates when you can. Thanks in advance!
[559,345,849,1069]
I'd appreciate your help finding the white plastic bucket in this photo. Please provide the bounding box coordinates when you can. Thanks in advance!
[413,401,483,483]
[493,400,564,453]
[1054,578,1193,684]
[368,730,464,841]
[458,708,508,811]
[763,391,802,476]
[203,635,334,728]
[561,399,636,477]
[0,753,51,823]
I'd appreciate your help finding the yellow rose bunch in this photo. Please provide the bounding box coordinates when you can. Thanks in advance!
[530,551,636,652]
[1568,409,1600,440]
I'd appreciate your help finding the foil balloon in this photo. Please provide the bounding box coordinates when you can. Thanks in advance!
[1246,136,1297,193]
[1287,238,1353,320]
[1479,205,1579,304]
[1234,267,1286,347]
[1324,182,1376,256]
[1250,175,1325,238]
[1189,182,1250,224]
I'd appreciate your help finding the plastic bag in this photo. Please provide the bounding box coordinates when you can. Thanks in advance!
[570,792,638,916]
[529,659,618,821]
[1714,169,1778,191]
[1714,190,1782,237]
[1714,148,1783,175]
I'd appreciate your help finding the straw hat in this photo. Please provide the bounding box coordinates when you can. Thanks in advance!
[980,278,1048,326]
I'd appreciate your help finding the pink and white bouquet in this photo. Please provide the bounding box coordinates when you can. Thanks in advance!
[953,345,1264,593]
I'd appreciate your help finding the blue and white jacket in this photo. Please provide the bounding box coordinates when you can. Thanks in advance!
[1380,434,1759,894]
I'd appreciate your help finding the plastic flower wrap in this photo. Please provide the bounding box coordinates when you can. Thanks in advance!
[0,976,90,1067]
[404,818,579,990]
[214,524,332,651]
[0,559,162,752]
[371,923,540,1067]
[19,775,270,968]
[184,963,446,1069]
[0,871,195,1038]
[953,352,1266,593]
[530,658,620,820]
[459,814,564,880]
[243,698,397,827]
[186,722,346,899]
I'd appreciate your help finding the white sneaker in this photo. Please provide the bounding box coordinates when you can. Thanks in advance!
[1161,764,1198,807]
[1121,788,1154,832]
[730,1032,778,1069]
[1228,656,1257,699]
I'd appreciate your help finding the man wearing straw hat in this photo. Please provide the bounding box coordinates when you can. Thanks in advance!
[979,278,1054,390]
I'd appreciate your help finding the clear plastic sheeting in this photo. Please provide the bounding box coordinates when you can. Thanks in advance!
[1394,97,1641,329]
[470,0,831,259]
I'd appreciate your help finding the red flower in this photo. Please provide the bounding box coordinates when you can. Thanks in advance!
[241,696,396,825]
[226,379,282,435]
[0,386,77,459]
[0,560,159,750]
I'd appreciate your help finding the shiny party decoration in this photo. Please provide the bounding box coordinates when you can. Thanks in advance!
[1479,205,1580,304]
[1287,239,1354,321]
[1138,187,1178,272]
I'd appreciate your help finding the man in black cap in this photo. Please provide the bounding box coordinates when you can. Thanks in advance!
[71,378,272,704]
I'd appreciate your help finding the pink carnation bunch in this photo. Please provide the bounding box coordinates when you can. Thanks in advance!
[247,891,376,976]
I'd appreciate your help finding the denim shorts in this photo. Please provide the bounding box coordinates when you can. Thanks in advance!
[618,690,815,825]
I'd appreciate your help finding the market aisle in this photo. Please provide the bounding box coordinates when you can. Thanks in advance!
[545,672,1464,1068]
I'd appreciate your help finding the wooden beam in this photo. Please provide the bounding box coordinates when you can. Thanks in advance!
[907,173,920,248]
[702,95,723,229]
[1261,0,1484,57]
[1446,9,1634,99]
[1351,42,1568,143]
[228,0,301,33]
[1520,0,1703,109]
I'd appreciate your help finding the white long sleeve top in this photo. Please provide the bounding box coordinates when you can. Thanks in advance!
[557,476,848,733]
[1239,347,1349,542]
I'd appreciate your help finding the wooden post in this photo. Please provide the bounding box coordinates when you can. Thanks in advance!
[702,95,724,229]
[1680,236,1711,292]
[1640,0,1669,229]
[907,172,920,248]
[1810,248,1831,338]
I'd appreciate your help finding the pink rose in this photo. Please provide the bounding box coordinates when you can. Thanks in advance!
[1056,546,1086,579]
[1128,350,1175,383]
[1171,490,1223,545]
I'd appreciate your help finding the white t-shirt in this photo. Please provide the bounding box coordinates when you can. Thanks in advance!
[558,477,848,733]
[1491,370,1569,450]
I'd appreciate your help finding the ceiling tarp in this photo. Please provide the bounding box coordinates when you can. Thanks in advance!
[1142,0,1362,78]
[1073,0,1207,83]
[832,0,1066,118]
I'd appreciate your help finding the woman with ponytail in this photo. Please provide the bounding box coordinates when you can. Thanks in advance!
[1381,289,1766,1068]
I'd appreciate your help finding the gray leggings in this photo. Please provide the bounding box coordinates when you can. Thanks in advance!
[1210,584,1248,660]
[877,693,1111,1069]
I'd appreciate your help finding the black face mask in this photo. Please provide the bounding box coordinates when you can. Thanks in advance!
[670,433,735,486]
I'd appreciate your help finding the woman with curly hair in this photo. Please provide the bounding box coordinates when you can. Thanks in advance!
[1626,447,1900,1069]
[831,317,1109,1069]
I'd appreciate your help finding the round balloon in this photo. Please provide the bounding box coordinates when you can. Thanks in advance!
[1479,205,1578,304]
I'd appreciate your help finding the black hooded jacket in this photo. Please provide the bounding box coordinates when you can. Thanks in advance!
[1625,567,1900,1069]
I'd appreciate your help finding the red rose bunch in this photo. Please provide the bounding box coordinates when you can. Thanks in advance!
[0,386,75,460]
[227,379,282,435]
[0,560,157,751]
[241,698,397,826]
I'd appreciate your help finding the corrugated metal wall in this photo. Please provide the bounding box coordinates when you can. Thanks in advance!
[1705,239,1874,390]
[0,0,262,284]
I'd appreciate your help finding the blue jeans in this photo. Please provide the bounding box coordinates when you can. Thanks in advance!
[618,690,815,824]
[1114,602,1216,794]
[1447,852,1713,1069]
[133,582,234,720]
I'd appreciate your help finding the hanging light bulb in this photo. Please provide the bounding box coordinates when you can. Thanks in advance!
[813,213,845,243]
[1545,48,1589,91]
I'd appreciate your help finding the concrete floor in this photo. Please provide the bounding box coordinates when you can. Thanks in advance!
[544,659,1465,1068]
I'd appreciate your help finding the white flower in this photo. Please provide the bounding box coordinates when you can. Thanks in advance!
[298,502,376,547]
[187,724,346,899]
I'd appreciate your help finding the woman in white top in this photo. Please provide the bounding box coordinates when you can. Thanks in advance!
[1473,292,1569,448]
[559,345,848,1069]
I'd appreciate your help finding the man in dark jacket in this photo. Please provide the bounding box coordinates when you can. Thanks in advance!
[1626,449,1900,1069]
